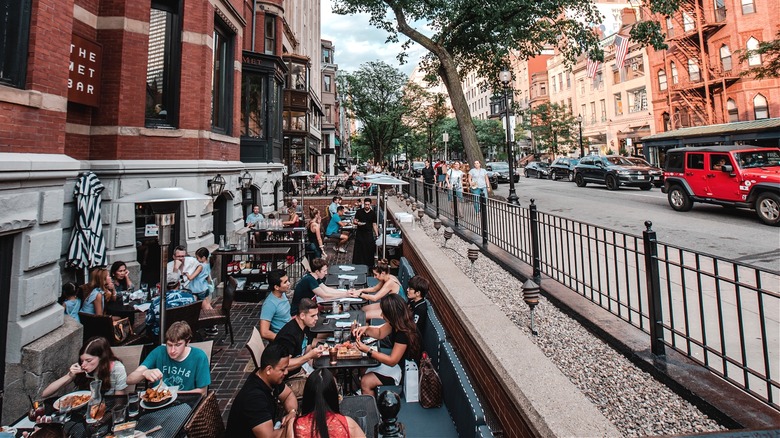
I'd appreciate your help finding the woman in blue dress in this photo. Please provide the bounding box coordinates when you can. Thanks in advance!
[187,247,214,310]
[81,268,114,316]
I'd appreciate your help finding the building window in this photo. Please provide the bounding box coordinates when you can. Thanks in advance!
[666,16,674,37]
[754,94,769,119]
[324,104,331,123]
[580,104,586,122]
[322,48,332,64]
[264,16,276,54]
[627,88,647,113]
[540,83,546,95]
[720,45,732,71]
[145,0,182,128]
[0,0,32,88]
[552,80,556,94]
[566,72,571,88]
[323,75,332,92]
[688,58,700,82]
[670,61,679,84]
[600,99,606,121]
[746,37,761,66]
[579,79,585,95]
[212,18,233,134]
[241,72,265,138]
[683,12,695,32]
[727,98,739,122]
[614,93,623,116]
[658,69,668,91]
[558,73,563,91]
[714,0,726,21]
[590,102,596,123]
[741,0,755,14]
[567,98,572,113]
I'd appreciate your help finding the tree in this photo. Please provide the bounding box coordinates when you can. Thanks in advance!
[340,61,408,163]
[739,31,780,79]
[439,117,505,160]
[401,83,449,160]
[523,103,578,156]
[332,0,674,167]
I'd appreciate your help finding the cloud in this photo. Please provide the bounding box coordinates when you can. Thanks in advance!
[321,0,427,76]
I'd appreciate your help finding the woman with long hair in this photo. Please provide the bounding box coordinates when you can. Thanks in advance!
[81,267,115,315]
[290,369,365,438]
[352,294,422,397]
[110,261,133,292]
[41,336,127,397]
[349,260,405,320]
[306,208,325,261]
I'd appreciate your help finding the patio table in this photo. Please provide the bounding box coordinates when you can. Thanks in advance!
[340,395,381,438]
[324,273,367,288]
[311,310,365,334]
[328,265,369,275]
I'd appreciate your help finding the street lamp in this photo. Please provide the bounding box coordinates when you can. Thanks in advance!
[442,132,449,162]
[577,114,584,158]
[500,69,519,205]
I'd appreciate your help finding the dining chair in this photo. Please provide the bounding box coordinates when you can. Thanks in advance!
[189,340,214,366]
[183,390,224,438]
[79,312,144,346]
[197,276,235,344]
[162,300,203,339]
[245,327,265,370]
[112,344,148,392]
[301,257,312,273]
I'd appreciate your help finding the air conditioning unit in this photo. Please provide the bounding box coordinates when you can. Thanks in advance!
[631,63,639,71]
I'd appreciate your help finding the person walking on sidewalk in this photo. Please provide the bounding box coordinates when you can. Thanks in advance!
[468,160,491,213]
[421,159,436,204]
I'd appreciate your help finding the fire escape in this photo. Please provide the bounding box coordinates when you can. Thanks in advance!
[663,0,739,129]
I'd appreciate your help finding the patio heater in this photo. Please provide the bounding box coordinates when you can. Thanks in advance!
[522,279,541,336]
[116,187,211,345]
[467,244,480,279]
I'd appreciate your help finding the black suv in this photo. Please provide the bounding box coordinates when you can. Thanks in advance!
[549,157,579,181]
[574,155,656,190]
[486,162,519,183]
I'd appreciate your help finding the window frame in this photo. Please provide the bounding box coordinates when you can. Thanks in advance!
[754,94,769,119]
[145,0,183,129]
[746,37,761,66]
[264,15,276,55]
[741,0,755,14]
[727,98,739,122]
[670,61,679,84]
[688,58,701,82]
[614,93,623,116]
[211,17,234,134]
[0,0,32,89]
[323,74,332,92]
[719,45,732,71]
[658,69,668,91]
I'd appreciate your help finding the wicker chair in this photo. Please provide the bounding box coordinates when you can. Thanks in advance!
[198,277,235,344]
[245,327,265,370]
[183,390,224,438]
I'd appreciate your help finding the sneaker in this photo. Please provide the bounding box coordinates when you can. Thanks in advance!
[338,247,346,253]
[333,246,340,252]
[205,326,219,336]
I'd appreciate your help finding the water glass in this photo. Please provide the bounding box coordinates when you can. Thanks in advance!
[348,279,355,290]
[111,404,126,424]
[127,394,140,418]
[338,279,345,289]
[354,409,368,432]
[329,347,338,365]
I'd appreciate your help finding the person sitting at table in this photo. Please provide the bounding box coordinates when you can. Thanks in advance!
[81,267,116,316]
[143,282,196,338]
[407,275,429,337]
[188,247,215,311]
[290,258,349,316]
[306,208,326,262]
[60,281,81,323]
[292,368,365,438]
[282,201,301,228]
[226,343,298,438]
[271,298,326,397]
[166,245,200,288]
[352,294,422,397]
[126,321,211,395]
[41,336,127,398]
[348,260,405,320]
[246,204,265,229]
[290,197,304,215]
[110,261,134,293]
[328,196,342,219]
[259,269,292,342]
[325,205,349,254]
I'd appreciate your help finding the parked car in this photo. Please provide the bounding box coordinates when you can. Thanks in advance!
[574,155,657,190]
[625,156,664,187]
[485,170,500,190]
[549,157,580,181]
[662,145,780,226]
[524,162,550,179]
[411,161,426,177]
[486,161,519,183]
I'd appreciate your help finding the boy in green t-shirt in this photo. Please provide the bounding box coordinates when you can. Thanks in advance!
[126,321,211,395]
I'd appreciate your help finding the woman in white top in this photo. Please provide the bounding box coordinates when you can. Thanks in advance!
[445,161,465,204]
[41,336,127,397]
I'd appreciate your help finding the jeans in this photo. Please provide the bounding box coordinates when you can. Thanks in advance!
[471,188,485,213]
[424,181,434,203]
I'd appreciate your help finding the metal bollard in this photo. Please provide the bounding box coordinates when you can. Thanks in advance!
[642,221,666,357]
[480,192,488,246]
[377,390,405,437]
[529,199,541,284]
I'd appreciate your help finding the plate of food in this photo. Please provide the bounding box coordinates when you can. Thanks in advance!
[53,390,91,411]
[140,386,178,410]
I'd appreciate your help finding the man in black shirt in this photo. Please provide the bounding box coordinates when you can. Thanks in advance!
[407,275,429,337]
[271,298,325,396]
[225,343,298,438]
[351,198,378,267]
[421,160,436,204]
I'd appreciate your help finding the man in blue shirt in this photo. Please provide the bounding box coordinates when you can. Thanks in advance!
[328,196,341,218]
[245,204,264,229]
[259,269,291,342]
[325,205,349,253]
[126,321,211,395]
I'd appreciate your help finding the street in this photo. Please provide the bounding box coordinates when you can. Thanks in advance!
[492,175,780,272]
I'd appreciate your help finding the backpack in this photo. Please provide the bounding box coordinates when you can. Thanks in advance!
[418,352,442,408]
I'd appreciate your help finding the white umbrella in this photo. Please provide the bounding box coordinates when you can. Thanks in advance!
[368,177,408,259]
[67,172,106,281]
[288,171,318,214]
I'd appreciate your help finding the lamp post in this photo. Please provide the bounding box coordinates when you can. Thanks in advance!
[442,132,449,162]
[577,114,584,158]
[500,69,519,205]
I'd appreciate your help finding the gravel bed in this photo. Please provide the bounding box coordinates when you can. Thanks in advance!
[415,215,726,437]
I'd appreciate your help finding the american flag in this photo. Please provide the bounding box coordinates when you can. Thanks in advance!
[586,57,600,78]
[614,34,630,71]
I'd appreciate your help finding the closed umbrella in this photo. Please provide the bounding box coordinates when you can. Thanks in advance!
[67,172,107,281]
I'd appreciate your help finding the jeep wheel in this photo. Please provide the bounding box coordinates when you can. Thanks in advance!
[575,174,586,187]
[640,184,652,191]
[567,171,575,182]
[668,186,693,212]
[756,192,780,226]
[605,175,619,190]
[524,170,530,178]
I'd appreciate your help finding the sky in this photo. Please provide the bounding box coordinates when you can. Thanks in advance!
[320,0,426,77]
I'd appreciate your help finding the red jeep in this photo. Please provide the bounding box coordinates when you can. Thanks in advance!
[662,146,780,226]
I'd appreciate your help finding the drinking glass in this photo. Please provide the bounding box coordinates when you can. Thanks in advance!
[126,394,140,418]
[354,409,368,432]
[348,279,355,290]
[329,347,338,365]
[338,279,345,289]
[111,404,126,424]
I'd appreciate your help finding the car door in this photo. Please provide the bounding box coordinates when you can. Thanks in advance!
[591,157,608,182]
[706,153,741,201]
[685,152,709,197]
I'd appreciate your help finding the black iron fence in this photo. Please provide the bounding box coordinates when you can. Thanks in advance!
[403,177,780,410]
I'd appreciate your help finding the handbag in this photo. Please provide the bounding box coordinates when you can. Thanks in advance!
[418,352,442,408]
[112,317,132,343]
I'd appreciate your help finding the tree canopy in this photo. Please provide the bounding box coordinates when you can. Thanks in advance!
[522,102,579,155]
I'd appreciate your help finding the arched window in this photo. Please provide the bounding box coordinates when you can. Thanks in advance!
[714,0,726,21]
[666,16,674,37]
[746,37,761,66]
[670,61,679,84]
[683,12,695,31]
[754,94,769,119]
[658,69,668,91]
[688,58,700,82]
[727,98,739,122]
[720,45,732,71]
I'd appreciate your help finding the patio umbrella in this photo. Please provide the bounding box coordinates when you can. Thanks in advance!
[288,170,317,214]
[368,176,408,259]
[67,172,106,281]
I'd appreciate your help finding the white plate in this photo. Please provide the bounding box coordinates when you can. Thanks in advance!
[139,391,177,410]
[53,390,91,411]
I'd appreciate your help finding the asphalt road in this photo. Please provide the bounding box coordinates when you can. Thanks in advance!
[492,175,780,272]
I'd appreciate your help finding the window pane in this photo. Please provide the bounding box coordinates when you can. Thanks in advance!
[146,6,178,127]
[670,62,679,84]
[741,0,755,14]
[747,38,761,66]
[614,93,623,115]
[658,70,668,91]
[264,16,275,54]
[241,73,265,138]
[754,94,769,119]
[727,99,739,122]
[212,22,232,133]
[720,45,732,71]
[0,0,31,88]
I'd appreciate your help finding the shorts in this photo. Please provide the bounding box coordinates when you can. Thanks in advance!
[366,363,402,386]
[436,175,445,183]
[192,290,210,300]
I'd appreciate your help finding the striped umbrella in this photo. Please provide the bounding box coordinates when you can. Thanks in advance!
[67,172,106,275]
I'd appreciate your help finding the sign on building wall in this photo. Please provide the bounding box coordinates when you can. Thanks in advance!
[68,34,102,107]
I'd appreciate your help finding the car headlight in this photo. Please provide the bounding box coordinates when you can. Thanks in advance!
[617,170,630,175]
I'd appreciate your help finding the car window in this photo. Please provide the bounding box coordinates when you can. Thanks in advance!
[735,150,780,168]
[580,157,591,165]
[665,153,684,172]
[687,153,705,170]
[606,157,632,165]
[709,154,730,170]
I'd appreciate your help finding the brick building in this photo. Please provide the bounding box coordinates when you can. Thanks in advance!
[0,0,324,421]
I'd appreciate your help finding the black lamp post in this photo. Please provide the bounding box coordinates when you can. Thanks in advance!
[500,69,519,205]
[577,114,584,158]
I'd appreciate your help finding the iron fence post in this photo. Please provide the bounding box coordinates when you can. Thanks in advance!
[414,177,418,200]
[453,191,459,228]
[480,193,488,246]
[529,199,541,284]
[435,184,440,217]
[642,220,666,357]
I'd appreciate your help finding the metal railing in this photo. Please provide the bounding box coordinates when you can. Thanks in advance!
[403,177,780,410]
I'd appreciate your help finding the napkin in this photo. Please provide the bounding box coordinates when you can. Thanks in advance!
[134,303,151,312]
[335,321,354,328]
[338,265,355,271]
[326,313,350,319]
[130,291,146,300]
[339,297,363,303]
[338,274,358,281]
